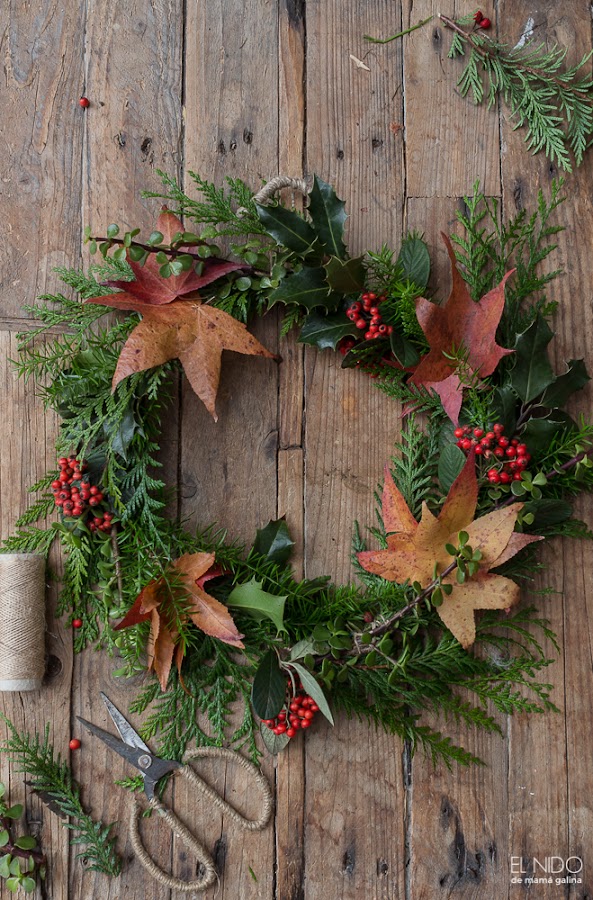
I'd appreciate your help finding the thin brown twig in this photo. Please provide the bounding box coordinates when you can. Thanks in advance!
[366,559,459,639]
[110,526,124,609]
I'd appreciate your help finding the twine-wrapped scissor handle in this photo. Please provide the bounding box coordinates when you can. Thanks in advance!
[129,747,273,892]
[237,175,310,217]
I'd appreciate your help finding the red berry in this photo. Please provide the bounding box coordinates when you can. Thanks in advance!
[387,325,393,335]
[378,324,388,335]
[277,711,286,721]
[89,497,100,507]
[370,307,380,316]
[367,293,376,301]
[493,423,504,434]
[513,472,523,481]
[479,17,491,28]
[498,437,510,448]
[474,444,484,455]
[303,710,314,720]
[72,618,83,629]
[300,719,311,729]
[286,728,297,738]
[461,438,473,451]
[59,472,69,483]
[346,310,357,321]
[473,10,483,21]
[350,302,362,313]
[356,319,367,330]
[454,428,465,438]
[370,315,382,326]
[52,480,61,490]
[486,432,495,441]
[275,723,287,734]
[505,447,517,458]
[289,701,299,712]
[487,468,498,478]
[310,703,319,712]
[499,471,511,484]
[89,486,100,495]
[79,97,90,108]
[69,738,81,750]
[58,457,68,466]
[494,447,505,459]
[473,428,484,439]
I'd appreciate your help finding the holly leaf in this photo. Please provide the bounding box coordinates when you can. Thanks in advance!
[324,256,365,293]
[268,267,333,311]
[251,650,286,719]
[88,298,274,421]
[227,578,287,632]
[99,210,244,307]
[116,552,243,691]
[396,236,430,290]
[520,499,572,530]
[298,312,358,350]
[491,385,518,436]
[358,453,543,647]
[255,203,317,255]
[510,315,555,403]
[408,234,514,423]
[522,413,575,456]
[253,517,295,563]
[540,358,590,409]
[307,175,348,258]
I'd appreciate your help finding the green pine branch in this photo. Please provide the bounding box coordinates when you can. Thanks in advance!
[0,717,121,876]
[441,15,593,171]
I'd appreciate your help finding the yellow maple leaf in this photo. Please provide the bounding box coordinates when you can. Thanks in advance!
[358,454,542,648]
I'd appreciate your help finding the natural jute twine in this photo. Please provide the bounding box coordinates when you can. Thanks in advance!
[129,747,274,892]
[236,174,310,216]
[0,554,46,691]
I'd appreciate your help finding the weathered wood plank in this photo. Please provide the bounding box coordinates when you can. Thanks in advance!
[498,3,593,896]
[404,197,511,899]
[303,2,407,897]
[180,3,280,897]
[0,333,70,900]
[74,1,184,897]
[0,1,85,319]
[402,0,500,198]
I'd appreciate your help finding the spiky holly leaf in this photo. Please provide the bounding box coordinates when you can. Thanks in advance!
[358,454,542,648]
[307,175,348,259]
[99,210,244,307]
[115,552,244,690]
[87,296,274,421]
[408,234,515,422]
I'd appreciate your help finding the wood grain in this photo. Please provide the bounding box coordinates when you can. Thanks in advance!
[302,2,407,898]
[402,0,500,198]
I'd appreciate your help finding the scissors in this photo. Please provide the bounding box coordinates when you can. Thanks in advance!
[78,693,273,892]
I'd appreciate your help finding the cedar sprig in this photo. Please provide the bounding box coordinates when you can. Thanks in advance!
[0,717,121,877]
[442,14,593,171]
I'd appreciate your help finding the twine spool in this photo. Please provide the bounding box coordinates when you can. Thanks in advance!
[0,554,46,691]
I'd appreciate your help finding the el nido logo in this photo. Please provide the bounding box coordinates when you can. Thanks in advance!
[511,856,583,886]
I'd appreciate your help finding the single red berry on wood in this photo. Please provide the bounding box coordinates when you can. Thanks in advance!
[479,17,491,28]
[69,738,81,750]
[72,618,83,629]
[79,96,90,108]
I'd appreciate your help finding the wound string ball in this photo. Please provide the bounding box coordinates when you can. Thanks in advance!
[0,554,46,692]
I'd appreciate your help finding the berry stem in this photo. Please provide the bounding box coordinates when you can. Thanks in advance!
[364,559,458,638]
[364,15,433,44]
[110,526,124,609]
[438,14,593,101]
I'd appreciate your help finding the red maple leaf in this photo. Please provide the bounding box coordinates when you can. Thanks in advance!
[408,234,515,422]
[98,209,245,308]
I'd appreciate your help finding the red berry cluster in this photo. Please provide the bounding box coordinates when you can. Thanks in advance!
[262,689,320,739]
[454,423,531,484]
[473,10,491,28]
[346,293,394,343]
[52,455,110,523]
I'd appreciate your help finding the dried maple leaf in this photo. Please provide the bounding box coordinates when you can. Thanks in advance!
[358,455,542,648]
[100,210,245,307]
[408,234,515,423]
[86,210,274,418]
[115,551,244,690]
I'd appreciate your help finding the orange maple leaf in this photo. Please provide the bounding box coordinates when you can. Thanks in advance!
[408,234,515,423]
[115,552,244,690]
[86,211,275,420]
[357,454,542,648]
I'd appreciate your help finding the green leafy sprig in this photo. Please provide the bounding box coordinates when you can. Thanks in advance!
[0,718,121,877]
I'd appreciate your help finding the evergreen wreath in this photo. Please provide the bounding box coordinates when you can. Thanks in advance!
[5,171,593,780]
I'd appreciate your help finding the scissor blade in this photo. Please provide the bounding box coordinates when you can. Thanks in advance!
[100,692,150,753]
[77,717,142,767]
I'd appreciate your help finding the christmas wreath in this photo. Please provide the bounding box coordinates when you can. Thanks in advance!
[6,171,592,778]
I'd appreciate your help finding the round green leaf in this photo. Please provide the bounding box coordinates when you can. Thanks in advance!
[14,837,36,851]
[106,223,120,239]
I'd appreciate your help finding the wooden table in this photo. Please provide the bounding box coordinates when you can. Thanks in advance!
[1,1,592,897]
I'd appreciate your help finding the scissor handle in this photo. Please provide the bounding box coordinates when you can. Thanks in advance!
[129,747,273,892]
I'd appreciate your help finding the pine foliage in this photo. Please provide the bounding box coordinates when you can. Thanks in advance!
[0,717,121,876]
[445,15,593,171]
